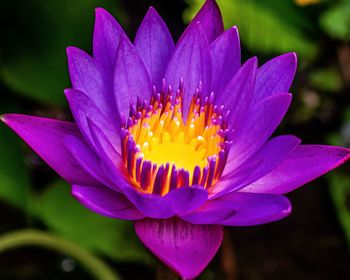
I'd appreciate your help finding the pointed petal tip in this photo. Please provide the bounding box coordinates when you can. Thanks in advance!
[66,46,78,56]
[247,56,258,68]
[281,52,298,69]
[146,6,157,14]
[94,7,111,17]
[135,218,223,279]
[0,114,6,123]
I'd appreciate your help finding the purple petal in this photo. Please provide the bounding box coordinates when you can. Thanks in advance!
[134,218,223,279]
[1,114,97,185]
[212,135,300,197]
[184,0,224,43]
[87,135,173,219]
[65,89,121,154]
[64,135,114,188]
[182,192,291,226]
[93,8,125,74]
[165,22,212,120]
[252,53,297,104]
[114,36,153,118]
[134,7,175,89]
[72,184,144,220]
[87,118,124,170]
[227,93,292,165]
[66,47,115,118]
[241,145,350,194]
[210,27,240,94]
[165,186,208,215]
[122,187,175,219]
[215,57,257,128]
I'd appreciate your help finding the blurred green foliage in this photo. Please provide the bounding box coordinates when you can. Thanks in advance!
[34,181,150,263]
[309,67,343,92]
[328,173,350,247]
[0,0,124,106]
[321,0,350,41]
[0,103,30,209]
[185,0,318,59]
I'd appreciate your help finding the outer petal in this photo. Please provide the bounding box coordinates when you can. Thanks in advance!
[135,218,223,279]
[210,27,240,94]
[241,145,350,194]
[0,114,97,185]
[66,47,115,118]
[72,184,144,220]
[184,0,224,43]
[122,187,176,219]
[87,119,124,171]
[227,93,292,165]
[182,192,291,226]
[213,135,300,197]
[65,89,121,153]
[165,186,208,216]
[252,52,297,104]
[215,57,257,129]
[134,7,175,89]
[114,37,153,118]
[93,8,125,73]
[165,22,212,120]
[64,135,113,188]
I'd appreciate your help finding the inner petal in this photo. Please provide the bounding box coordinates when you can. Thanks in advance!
[121,84,231,195]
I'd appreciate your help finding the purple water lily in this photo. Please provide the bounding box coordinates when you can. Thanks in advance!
[1,0,349,279]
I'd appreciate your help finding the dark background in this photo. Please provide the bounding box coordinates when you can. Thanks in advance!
[0,0,350,279]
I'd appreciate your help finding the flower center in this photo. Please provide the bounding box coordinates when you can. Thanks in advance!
[121,85,231,195]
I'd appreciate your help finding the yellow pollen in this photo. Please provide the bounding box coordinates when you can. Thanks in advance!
[122,92,228,195]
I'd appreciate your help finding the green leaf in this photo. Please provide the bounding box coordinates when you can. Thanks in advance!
[320,1,350,41]
[0,105,31,209]
[184,0,317,58]
[35,181,151,263]
[328,173,350,248]
[0,0,125,106]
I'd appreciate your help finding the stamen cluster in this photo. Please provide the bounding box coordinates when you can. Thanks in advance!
[121,82,232,195]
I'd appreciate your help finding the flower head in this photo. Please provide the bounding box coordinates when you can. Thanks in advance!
[2,0,349,279]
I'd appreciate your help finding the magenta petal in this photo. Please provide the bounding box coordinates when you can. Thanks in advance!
[165,22,212,120]
[93,8,125,73]
[87,119,124,169]
[135,218,223,279]
[183,192,291,226]
[227,93,292,164]
[184,0,224,43]
[66,47,115,118]
[242,145,350,194]
[252,52,297,104]
[64,135,113,188]
[210,27,240,94]
[213,135,300,197]
[1,114,97,185]
[65,89,121,153]
[114,36,153,118]
[122,188,175,219]
[165,186,208,215]
[215,57,257,128]
[72,184,144,220]
[134,7,175,89]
